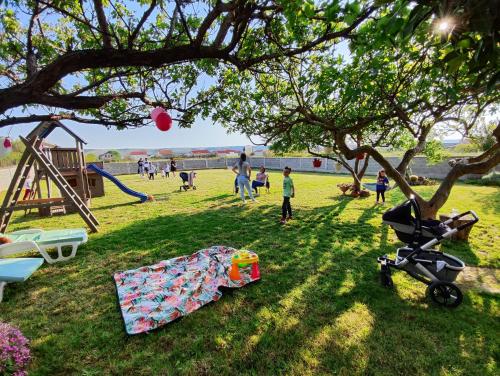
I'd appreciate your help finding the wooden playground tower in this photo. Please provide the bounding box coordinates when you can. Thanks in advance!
[0,121,101,233]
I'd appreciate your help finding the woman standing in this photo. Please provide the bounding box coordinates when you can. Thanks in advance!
[137,158,144,176]
[232,153,255,203]
[170,158,177,178]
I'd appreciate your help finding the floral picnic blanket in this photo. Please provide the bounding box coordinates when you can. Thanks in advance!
[113,246,259,335]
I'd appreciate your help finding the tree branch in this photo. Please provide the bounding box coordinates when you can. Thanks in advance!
[93,0,113,48]
[128,0,158,48]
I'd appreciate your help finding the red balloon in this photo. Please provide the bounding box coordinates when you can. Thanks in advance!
[3,138,12,148]
[155,112,172,131]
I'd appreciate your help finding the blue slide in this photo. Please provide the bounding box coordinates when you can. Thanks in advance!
[87,164,149,203]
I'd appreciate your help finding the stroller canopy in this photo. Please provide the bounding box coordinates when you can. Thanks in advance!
[382,201,414,225]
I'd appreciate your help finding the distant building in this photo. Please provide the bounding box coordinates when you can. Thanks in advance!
[158,149,174,158]
[98,151,115,161]
[216,149,240,157]
[41,141,57,150]
[128,150,148,160]
[191,149,213,157]
[253,148,266,157]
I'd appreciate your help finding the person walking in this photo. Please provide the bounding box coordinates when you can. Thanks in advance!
[280,167,295,224]
[137,158,144,176]
[163,163,171,178]
[170,158,177,178]
[232,153,255,203]
[148,163,156,180]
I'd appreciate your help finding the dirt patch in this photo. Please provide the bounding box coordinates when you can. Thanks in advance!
[457,266,500,294]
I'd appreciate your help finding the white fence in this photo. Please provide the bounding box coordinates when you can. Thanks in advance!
[102,156,494,180]
[1,155,494,191]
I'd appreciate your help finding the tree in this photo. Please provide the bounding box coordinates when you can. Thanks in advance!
[108,150,122,161]
[212,6,499,218]
[0,0,378,128]
[85,153,98,162]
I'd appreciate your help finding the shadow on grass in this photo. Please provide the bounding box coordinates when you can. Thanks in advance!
[1,200,496,375]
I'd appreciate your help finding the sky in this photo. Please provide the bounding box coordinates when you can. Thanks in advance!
[0,116,252,149]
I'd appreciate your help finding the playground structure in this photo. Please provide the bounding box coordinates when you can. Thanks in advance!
[229,250,260,280]
[0,121,100,233]
[87,164,149,203]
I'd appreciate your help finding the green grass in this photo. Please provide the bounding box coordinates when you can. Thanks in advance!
[1,169,499,375]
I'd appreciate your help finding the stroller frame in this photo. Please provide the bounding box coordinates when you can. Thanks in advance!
[378,198,478,308]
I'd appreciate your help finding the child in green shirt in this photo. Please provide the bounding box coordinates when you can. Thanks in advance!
[281,167,295,224]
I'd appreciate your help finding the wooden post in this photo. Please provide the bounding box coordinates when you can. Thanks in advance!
[35,162,43,199]
[76,141,90,200]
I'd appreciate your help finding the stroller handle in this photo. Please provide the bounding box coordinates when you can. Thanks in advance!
[453,210,479,231]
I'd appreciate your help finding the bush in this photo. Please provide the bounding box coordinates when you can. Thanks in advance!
[0,322,31,376]
[466,171,500,187]
[337,183,353,194]
[407,175,436,186]
[451,143,481,154]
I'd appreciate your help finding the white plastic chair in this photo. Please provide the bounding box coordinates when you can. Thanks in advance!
[0,241,45,302]
[1,229,87,264]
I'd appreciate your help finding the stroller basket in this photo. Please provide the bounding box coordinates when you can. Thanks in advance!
[396,248,465,282]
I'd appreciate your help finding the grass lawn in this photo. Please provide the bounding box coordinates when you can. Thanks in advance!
[0,169,499,375]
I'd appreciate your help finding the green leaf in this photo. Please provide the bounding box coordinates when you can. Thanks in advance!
[447,56,464,73]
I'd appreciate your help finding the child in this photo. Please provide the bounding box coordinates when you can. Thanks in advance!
[252,166,269,195]
[281,167,295,224]
[376,169,389,204]
[163,163,171,178]
[148,163,156,180]
[22,177,33,200]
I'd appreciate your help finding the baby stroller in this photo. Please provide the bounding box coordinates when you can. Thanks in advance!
[179,171,197,191]
[378,197,478,307]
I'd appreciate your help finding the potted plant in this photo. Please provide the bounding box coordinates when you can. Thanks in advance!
[337,183,353,195]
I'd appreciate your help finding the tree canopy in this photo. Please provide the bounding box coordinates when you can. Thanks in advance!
[0,0,379,128]
[1,0,497,129]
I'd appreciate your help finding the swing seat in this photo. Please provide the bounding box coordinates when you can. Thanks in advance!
[17,197,65,208]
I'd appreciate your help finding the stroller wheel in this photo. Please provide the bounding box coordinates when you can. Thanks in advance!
[380,265,393,287]
[426,281,463,308]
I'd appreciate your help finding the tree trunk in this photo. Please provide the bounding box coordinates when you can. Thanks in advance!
[415,197,440,219]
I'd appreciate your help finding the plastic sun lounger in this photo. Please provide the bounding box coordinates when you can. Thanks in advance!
[0,228,88,264]
[0,242,45,302]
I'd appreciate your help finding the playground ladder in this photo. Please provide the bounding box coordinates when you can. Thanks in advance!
[0,137,99,233]
[0,144,38,233]
[21,137,99,232]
